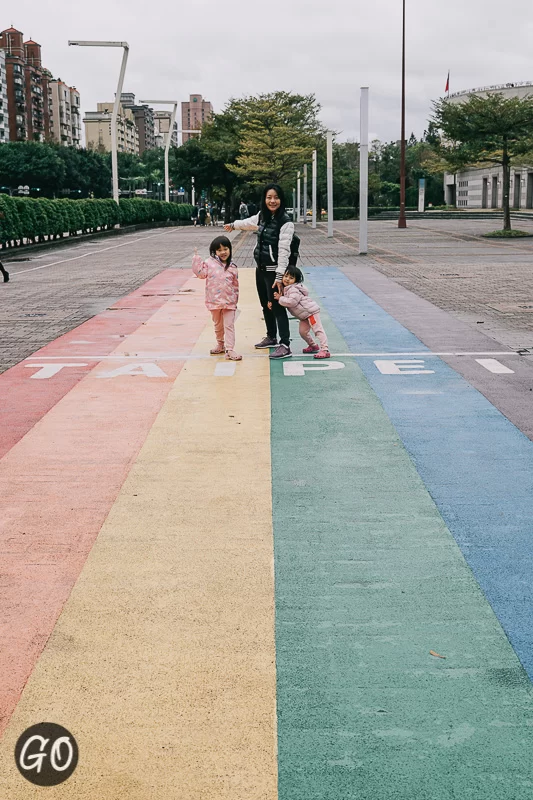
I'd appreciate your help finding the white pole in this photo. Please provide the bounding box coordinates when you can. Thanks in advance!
[297,171,301,223]
[191,176,195,206]
[164,103,177,203]
[327,131,333,238]
[111,45,129,205]
[312,149,317,228]
[303,163,308,224]
[292,187,296,222]
[359,87,369,255]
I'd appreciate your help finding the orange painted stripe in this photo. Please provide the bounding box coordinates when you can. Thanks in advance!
[0,274,207,736]
[0,270,191,459]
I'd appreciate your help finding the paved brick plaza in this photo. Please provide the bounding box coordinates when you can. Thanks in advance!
[2,217,533,376]
[2,217,533,798]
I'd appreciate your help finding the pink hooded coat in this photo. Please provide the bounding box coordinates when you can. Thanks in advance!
[277,283,320,320]
[192,254,239,311]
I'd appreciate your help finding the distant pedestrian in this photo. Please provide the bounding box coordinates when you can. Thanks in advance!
[239,201,248,219]
[192,235,242,361]
[198,206,207,226]
[0,262,9,283]
[225,183,294,359]
[247,201,258,217]
[273,266,330,359]
[211,205,218,226]
[191,205,198,226]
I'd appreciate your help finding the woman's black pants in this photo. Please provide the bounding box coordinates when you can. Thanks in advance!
[255,268,290,347]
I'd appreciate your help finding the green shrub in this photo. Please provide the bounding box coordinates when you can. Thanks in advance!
[0,196,190,249]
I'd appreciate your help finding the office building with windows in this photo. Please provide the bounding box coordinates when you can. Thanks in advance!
[180,94,212,142]
[443,82,533,209]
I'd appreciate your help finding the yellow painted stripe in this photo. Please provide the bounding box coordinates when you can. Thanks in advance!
[0,270,278,799]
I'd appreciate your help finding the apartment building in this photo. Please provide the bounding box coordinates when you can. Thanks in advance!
[49,79,82,147]
[0,49,8,143]
[0,28,51,142]
[84,101,139,154]
[180,94,212,142]
[120,93,155,154]
[154,110,178,148]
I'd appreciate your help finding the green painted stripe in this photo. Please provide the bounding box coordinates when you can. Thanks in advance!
[271,300,533,800]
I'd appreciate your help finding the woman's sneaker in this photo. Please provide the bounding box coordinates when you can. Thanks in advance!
[302,344,319,353]
[255,336,278,349]
[269,344,292,359]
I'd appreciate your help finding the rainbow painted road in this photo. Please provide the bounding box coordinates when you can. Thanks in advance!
[1,267,533,799]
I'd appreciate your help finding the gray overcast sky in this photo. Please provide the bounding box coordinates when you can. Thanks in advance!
[7,0,533,144]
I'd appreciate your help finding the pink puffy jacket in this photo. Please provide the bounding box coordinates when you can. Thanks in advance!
[192,254,239,310]
[277,283,320,320]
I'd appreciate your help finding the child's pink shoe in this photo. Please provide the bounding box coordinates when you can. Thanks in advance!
[302,344,319,353]
[225,350,242,361]
[314,349,331,359]
[210,345,225,355]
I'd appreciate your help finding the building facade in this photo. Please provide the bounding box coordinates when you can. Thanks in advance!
[49,79,81,147]
[444,82,533,209]
[0,49,8,143]
[180,94,212,142]
[84,101,139,154]
[154,110,178,148]
[120,93,155,154]
[0,28,51,142]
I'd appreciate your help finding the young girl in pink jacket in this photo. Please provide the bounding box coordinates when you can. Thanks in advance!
[192,236,242,361]
[273,266,330,359]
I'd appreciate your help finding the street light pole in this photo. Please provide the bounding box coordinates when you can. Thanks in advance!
[359,87,369,255]
[327,131,334,238]
[68,40,129,205]
[297,171,301,223]
[312,149,317,228]
[140,100,178,202]
[398,0,407,228]
[303,163,308,224]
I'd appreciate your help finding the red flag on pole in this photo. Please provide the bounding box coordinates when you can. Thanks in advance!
[445,71,450,94]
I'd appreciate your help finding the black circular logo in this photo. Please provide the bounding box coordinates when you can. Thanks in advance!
[14,723,78,786]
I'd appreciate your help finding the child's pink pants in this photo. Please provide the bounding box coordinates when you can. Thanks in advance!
[299,313,328,349]
[211,309,236,350]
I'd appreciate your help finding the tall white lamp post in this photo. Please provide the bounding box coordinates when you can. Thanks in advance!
[303,163,308,224]
[327,131,334,238]
[312,149,317,228]
[297,171,301,223]
[68,40,129,205]
[359,87,369,255]
[141,100,177,202]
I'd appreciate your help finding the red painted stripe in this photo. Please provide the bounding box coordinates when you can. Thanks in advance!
[0,269,190,459]
[0,275,207,736]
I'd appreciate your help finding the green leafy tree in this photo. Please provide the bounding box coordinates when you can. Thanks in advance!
[227,92,324,186]
[432,93,533,229]
[0,142,65,195]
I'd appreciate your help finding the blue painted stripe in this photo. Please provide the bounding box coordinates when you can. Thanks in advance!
[309,267,533,680]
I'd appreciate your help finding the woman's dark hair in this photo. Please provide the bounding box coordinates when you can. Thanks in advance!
[260,183,286,222]
[209,235,232,269]
[284,265,304,283]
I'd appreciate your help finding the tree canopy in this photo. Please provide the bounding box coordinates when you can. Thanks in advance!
[432,93,533,228]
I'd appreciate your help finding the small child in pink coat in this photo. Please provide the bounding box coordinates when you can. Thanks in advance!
[273,266,330,359]
[192,236,242,360]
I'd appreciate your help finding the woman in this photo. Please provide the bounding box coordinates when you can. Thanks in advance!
[224,184,294,359]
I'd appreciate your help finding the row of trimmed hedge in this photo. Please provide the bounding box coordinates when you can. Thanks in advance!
[332,206,418,220]
[0,195,194,248]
